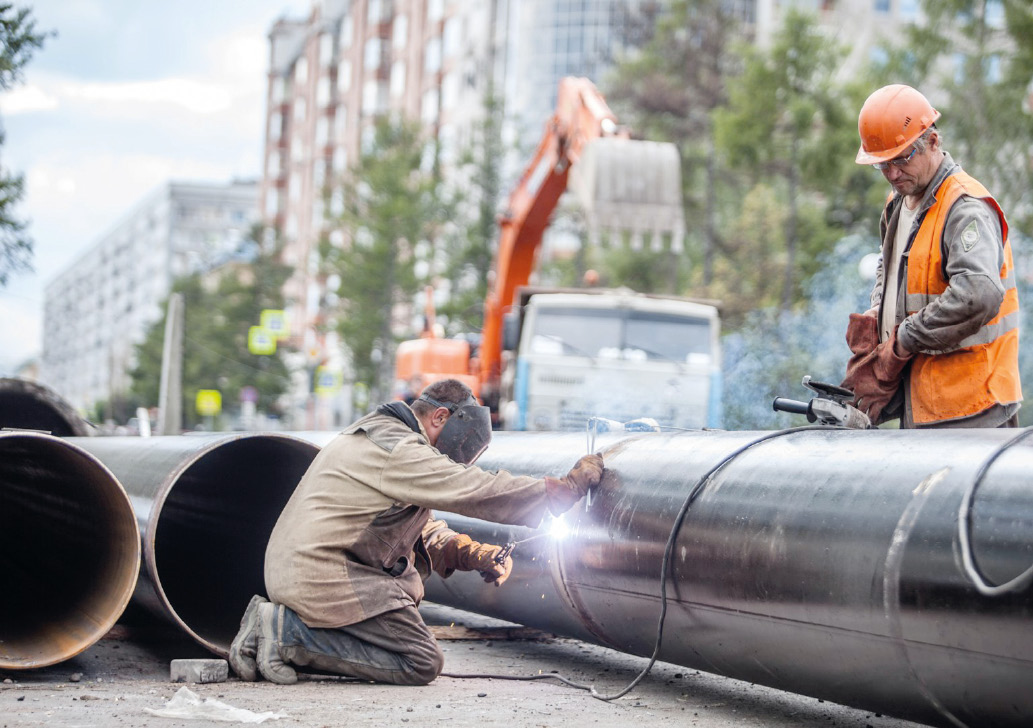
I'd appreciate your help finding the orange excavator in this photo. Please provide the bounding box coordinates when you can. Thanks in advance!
[396,77,708,429]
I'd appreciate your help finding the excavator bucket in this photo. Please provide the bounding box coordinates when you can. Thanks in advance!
[567,137,685,251]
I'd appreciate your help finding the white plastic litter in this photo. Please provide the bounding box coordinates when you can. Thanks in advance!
[144,686,287,723]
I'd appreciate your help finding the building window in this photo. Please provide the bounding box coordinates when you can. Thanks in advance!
[393,14,408,49]
[421,88,439,125]
[427,0,443,23]
[317,76,332,107]
[334,105,348,140]
[425,36,441,74]
[390,61,406,98]
[295,57,308,85]
[441,70,459,109]
[873,0,889,12]
[338,60,352,92]
[365,37,383,70]
[986,0,1004,28]
[443,17,460,58]
[899,0,919,20]
[340,16,353,49]
[320,33,335,66]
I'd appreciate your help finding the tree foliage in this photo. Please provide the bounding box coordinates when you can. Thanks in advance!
[323,117,444,403]
[129,225,292,430]
[604,0,742,287]
[0,3,49,287]
[435,91,503,335]
[713,9,860,314]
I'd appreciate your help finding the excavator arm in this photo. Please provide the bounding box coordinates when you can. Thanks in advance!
[479,77,628,396]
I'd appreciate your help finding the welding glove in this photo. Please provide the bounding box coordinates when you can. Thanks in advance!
[546,453,604,516]
[841,328,912,424]
[844,312,879,357]
[439,533,513,587]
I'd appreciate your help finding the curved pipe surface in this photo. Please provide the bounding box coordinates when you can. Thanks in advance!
[425,429,1033,728]
[68,434,319,656]
[0,377,92,436]
[0,431,139,669]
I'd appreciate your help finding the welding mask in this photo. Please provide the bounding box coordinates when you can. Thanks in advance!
[419,393,492,465]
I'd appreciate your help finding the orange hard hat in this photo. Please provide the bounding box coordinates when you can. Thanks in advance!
[855,84,940,165]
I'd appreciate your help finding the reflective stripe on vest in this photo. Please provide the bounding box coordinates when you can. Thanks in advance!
[902,171,1021,424]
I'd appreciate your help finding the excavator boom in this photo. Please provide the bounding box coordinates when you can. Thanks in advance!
[480,77,684,400]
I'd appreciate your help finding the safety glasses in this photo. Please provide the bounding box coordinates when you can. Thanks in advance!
[872,146,918,170]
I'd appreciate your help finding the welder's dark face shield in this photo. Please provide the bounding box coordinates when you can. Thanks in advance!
[420,394,492,465]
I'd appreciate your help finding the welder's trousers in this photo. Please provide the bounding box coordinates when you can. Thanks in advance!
[273,602,444,685]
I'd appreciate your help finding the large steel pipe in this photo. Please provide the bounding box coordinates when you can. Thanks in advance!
[0,431,139,669]
[67,434,318,656]
[0,377,91,436]
[425,429,1033,728]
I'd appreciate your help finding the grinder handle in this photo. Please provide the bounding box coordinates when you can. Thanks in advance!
[772,397,816,422]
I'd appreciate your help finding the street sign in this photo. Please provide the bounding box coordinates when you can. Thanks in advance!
[195,389,222,416]
[261,309,290,340]
[240,385,259,403]
[314,366,342,395]
[248,326,277,355]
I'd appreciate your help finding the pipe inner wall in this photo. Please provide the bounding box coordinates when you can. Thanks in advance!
[0,432,139,669]
[69,434,319,656]
[151,436,317,654]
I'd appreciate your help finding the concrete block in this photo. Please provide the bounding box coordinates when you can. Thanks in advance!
[170,658,229,684]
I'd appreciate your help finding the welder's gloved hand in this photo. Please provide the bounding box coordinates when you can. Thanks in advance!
[841,329,912,424]
[444,534,513,587]
[546,453,604,516]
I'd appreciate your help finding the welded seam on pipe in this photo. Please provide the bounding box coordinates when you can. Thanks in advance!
[883,466,969,728]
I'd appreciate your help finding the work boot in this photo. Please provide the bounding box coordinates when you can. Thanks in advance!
[228,594,267,681]
[255,602,298,685]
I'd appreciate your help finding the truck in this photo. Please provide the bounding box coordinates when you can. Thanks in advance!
[395,76,722,430]
[498,286,721,430]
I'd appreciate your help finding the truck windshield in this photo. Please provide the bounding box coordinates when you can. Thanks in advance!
[530,307,712,362]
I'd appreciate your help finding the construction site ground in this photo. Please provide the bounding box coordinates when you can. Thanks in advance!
[1,603,925,728]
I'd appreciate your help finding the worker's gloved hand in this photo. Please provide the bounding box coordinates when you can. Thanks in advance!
[445,534,513,587]
[845,312,879,356]
[841,329,912,424]
[546,453,604,516]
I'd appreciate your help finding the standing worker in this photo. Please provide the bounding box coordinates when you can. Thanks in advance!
[228,378,604,685]
[842,84,1021,427]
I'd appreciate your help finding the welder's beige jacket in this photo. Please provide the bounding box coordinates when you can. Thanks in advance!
[264,408,550,629]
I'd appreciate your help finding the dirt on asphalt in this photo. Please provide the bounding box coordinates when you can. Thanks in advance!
[1,603,927,728]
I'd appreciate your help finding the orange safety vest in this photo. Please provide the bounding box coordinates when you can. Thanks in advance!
[904,172,1021,424]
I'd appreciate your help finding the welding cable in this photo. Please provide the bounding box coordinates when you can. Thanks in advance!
[444,424,834,700]
[957,426,1033,597]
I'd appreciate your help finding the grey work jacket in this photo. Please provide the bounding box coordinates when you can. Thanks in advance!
[871,152,1016,427]
[264,407,550,629]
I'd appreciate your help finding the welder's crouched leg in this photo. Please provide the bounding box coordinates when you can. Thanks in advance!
[256,601,443,686]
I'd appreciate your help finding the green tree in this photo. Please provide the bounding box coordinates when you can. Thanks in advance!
[605,0,743,289]
[875,0,1033,232]
[0,4,49,287]
[323,118,443,402]
[129,225,292,430]
[713,9,857,313]
[435,91,503,335]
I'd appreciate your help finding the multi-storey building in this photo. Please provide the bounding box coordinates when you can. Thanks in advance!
[260,0,502,364]
[41,180,258,413]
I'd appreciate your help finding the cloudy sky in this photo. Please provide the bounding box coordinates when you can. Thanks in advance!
[0,0,312,374]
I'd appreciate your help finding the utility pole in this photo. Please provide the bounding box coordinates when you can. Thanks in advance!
[157,292,184,435]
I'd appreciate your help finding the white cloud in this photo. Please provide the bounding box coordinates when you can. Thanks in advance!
[66,77,234,115]
[0,84,60,114]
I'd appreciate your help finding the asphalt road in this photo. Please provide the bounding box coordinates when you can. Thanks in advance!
[1,603,927,728]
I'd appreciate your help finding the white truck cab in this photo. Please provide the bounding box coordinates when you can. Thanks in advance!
[498,288,722,431]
